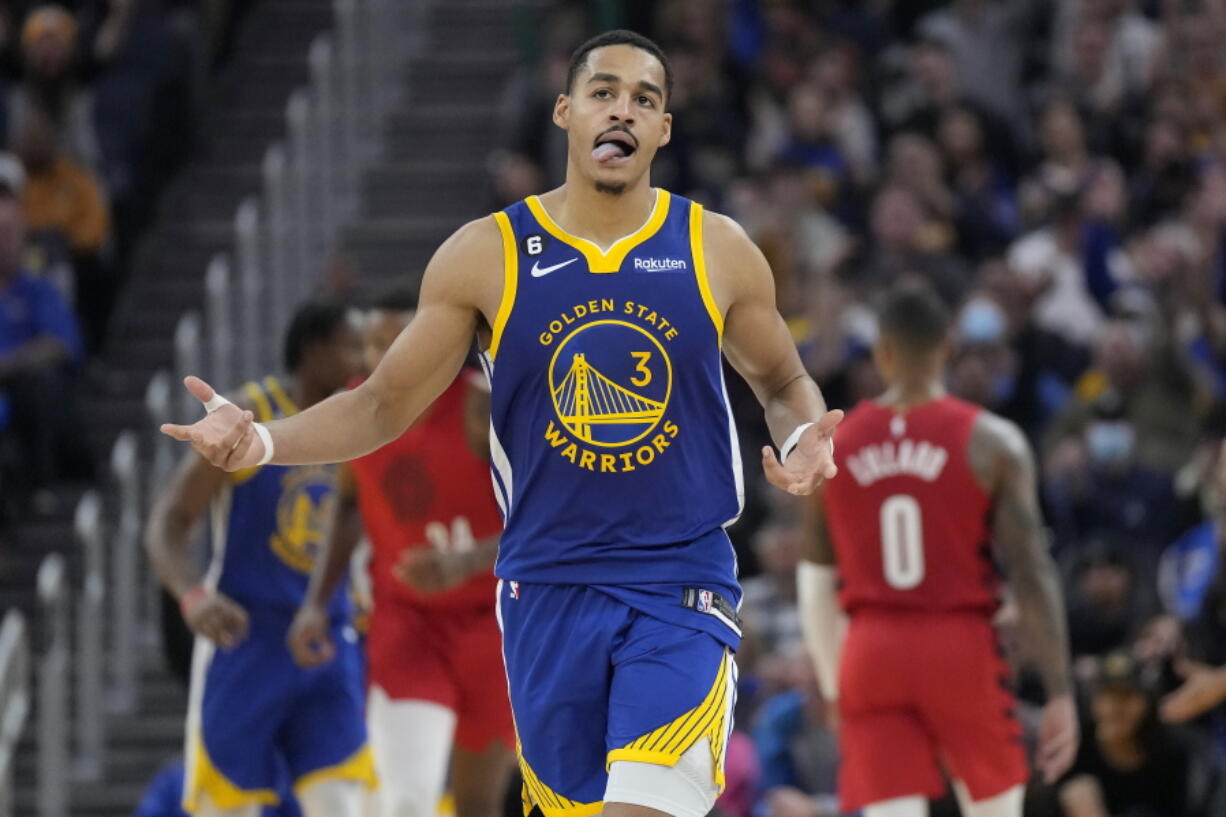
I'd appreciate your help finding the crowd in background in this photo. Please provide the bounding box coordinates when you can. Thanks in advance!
[490,1,1226,815]
[0,0,236,519]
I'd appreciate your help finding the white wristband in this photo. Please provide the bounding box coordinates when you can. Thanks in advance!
[780,422,815,464]
[251,422,275,467]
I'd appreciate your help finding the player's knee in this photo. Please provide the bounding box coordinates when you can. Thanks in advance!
[378,784,439,817]
[297,779,366,817]
[452,789,503,817]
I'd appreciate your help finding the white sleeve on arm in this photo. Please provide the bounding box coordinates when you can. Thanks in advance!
[796,560,846,701]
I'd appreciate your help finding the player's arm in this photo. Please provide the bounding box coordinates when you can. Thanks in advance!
[978,413,1079,781]
[705,211,842,495]
[797,484,846,702]
[288,462,361,667]
[161,217,502,470]
[144,410,252,649]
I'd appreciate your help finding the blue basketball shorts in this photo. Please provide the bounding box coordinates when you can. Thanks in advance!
[183,606,374,812]
[497,581,738,817]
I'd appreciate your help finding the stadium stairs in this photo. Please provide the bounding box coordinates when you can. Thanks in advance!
[11,1,521,815]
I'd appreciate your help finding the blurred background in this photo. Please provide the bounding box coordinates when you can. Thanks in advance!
[3,0,1226,815]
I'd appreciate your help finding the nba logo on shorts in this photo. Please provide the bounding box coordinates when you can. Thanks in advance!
[697,590,713,613]
[510,581,521,600]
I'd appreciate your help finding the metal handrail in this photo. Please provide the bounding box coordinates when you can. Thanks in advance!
[235,200,264,380]
[73,492,104,781]
[37,554,69,817]
[173,312,203,425]
[109,432,141,714]
[261,145,290,345]
[0,611,30,817]
[205,255,234,391]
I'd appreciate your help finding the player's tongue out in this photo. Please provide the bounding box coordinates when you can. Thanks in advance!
[593,142,628,162]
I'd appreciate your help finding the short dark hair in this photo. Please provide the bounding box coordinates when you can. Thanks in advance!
[371,286,418,313]
[283,298,350,372]
[566,29,673,103]
[877,283,951,353]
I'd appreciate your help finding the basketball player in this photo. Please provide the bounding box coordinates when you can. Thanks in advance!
[146,301,373,817]
[161,30,842,817]
[286,288,515,817]
[797,285,1079,817]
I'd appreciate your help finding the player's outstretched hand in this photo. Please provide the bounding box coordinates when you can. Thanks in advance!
[182,590,250,650]
[287,602,336,667]
[762,409,844,496]
[160,376,265,472]
[1159,659,1226,723]
[1035,694,1079,783]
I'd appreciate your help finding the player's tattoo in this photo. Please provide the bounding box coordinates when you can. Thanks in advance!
[980,417,1072,698]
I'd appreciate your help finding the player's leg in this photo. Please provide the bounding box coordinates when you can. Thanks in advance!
[919,616,1027,811]
[367,686,457,817]
[192,794,262,817]
[837,615,946,812]
[297,779,367,817]
[951,781,1024,817]
[862,796,927,817]
[281,625,375,816]
[451,742,517,817]
[449,604,517,817]
[182,636,288,814]
[603,614,737,817]
[497,581,626,813]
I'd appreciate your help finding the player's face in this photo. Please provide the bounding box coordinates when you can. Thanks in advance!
[314,318,364,393]
[555,45,672,194]
[364,309,412,372]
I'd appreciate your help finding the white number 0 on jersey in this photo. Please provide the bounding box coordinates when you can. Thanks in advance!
[879,494,925,590]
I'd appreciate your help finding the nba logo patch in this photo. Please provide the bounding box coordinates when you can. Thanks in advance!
[696,590,713,613]
[510,581,521,600]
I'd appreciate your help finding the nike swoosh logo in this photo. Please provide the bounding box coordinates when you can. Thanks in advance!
[531,258,579,277]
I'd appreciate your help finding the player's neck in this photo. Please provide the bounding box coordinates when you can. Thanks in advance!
[544,175,657,250]
[878,380,946,412]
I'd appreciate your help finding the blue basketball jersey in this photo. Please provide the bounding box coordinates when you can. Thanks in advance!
[480,190,743,590]
[206,376,349,620]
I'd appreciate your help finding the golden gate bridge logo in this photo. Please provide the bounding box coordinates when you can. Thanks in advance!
[548,320,672,447]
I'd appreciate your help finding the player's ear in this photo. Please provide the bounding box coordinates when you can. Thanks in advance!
[553,94,571,130]
[659,111,672,147]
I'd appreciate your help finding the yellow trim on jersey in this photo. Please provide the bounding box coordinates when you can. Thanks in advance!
[517,748,603,817]
[606,649,734,790]
[689,203,724,343]
[292,743,378,797]
[526,190,671,273]
[263,375,299,417]
[489,211,519,361]
[183,730,279,811]
[228,381,274,485]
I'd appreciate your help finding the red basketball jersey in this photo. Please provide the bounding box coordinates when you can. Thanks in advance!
[350,371,502,610]
[822,396,999,615]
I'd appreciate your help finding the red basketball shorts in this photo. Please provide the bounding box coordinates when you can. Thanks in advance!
[837,610,1027,811]
[366,596,514,752]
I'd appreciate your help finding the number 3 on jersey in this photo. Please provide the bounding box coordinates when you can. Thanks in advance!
[880,494,924,589]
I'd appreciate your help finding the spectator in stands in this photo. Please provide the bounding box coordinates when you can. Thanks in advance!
[0,182,89,508]
[1058,652,1192,817]
[16,103,111,349]
[937,104,1019,261]
[840,184,968,308]
[1044,390,1181,565]
[7,5,100,168]
[1063,541,1158,660]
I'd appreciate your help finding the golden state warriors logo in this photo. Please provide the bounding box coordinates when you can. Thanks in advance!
[270,466,337,573]
[539,300,682,472]
[549,320,672,446]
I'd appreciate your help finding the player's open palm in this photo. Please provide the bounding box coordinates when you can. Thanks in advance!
[287,603,336,668]
[160,376,264,472]
[762,409,844,495]
[1035,694,1079,783]
[183,591,250,649]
